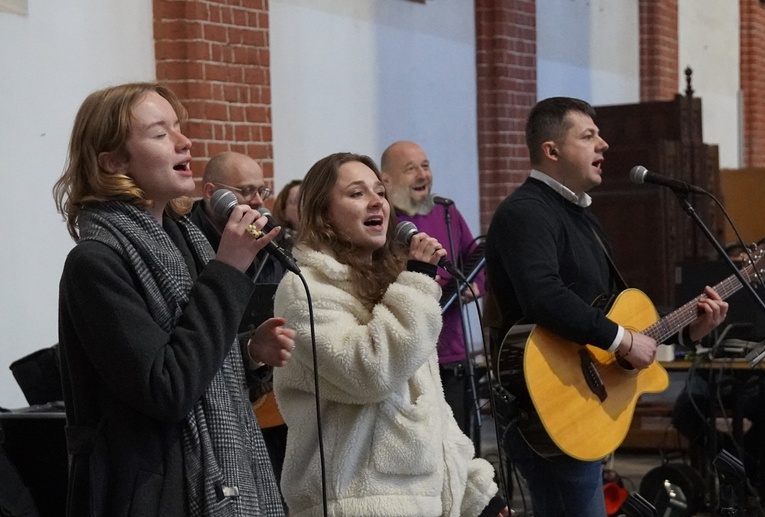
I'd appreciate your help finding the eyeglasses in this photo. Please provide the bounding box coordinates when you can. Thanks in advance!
[215,182,272,201]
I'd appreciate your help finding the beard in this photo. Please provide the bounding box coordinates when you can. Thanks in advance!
[388,188,434,216]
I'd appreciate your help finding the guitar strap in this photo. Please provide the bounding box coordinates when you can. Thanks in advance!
[589,223,629,292]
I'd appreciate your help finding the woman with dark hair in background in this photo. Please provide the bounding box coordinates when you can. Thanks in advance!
[271,179,302,253]
[273,152,506,516]
[53,82,292,516]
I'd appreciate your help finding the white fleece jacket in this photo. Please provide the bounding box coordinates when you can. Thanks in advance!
[273,246,497,516]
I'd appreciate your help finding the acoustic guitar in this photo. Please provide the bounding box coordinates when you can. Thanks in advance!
[502,249,765,461]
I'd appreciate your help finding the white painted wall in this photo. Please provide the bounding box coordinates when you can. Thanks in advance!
[537,0,739,169]
[0,0,478,409]
[537,0,640,105]
[679,0,740,168]
[269,0,480,231]
[0,0,156,408]
[0,0,745,408]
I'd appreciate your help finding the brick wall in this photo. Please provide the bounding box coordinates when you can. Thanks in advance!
[153,0,273,196]
[740,0,765,167]
[474,0,537,232]
[638,0,678,101]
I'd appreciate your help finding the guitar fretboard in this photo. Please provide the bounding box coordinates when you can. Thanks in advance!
[644,256,763,343]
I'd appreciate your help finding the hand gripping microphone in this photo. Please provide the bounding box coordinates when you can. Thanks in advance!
[394,221,466,281]
[210,189,300,274]
[629,165,706,194]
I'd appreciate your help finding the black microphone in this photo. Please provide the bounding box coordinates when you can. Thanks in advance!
[394,221,466,281]
[210,189,301,274]
[629,165,706,194]
[256,207,281,233]
[432,195,454,207]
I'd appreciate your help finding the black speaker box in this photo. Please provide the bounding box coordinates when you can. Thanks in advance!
[676,259,765,343]
[0,408,67,517]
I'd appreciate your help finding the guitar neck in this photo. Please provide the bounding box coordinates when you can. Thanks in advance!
[643,260,759,343]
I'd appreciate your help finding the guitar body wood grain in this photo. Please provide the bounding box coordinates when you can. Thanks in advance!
[523,288,670,461]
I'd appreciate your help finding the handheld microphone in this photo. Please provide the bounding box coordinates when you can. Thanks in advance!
[256,207,281,233]
[210,189,300,274]
[629,165,706,194]
[432,195,454,207]
[394,221,466,281]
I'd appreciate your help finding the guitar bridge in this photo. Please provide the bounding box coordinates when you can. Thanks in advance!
[579,348,607,402]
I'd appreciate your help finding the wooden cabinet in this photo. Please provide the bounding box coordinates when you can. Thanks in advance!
[590,95,722,312]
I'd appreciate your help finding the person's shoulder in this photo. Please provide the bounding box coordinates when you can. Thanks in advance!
[67,239,119,260]
[290,246,343,277]
[488,181,559,235]
[62,241,131,294]
[505,179,559,208]
[187,199,208,226]
[65,240,126,273]
[492,182,534,210]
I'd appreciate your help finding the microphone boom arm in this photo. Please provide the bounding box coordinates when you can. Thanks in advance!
[672,191,765,318]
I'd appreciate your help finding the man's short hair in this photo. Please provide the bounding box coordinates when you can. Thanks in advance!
[526,97,596,165]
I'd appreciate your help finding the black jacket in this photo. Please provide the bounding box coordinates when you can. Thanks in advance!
[58,221,253,517]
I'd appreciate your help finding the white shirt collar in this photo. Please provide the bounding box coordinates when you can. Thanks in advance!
[530,169,592,208]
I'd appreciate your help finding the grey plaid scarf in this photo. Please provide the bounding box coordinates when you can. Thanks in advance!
[79,201,283,517]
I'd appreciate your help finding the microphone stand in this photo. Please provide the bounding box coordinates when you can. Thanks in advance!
[673,190,765,316]
[676,192,765,515]
[441,204,482,448]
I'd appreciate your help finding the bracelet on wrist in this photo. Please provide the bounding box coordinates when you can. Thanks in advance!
[617,330,634,358]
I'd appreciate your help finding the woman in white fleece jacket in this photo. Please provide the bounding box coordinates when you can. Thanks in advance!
[273,152,506,517]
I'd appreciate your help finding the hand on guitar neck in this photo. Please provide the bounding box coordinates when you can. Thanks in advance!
[685,285,729,342]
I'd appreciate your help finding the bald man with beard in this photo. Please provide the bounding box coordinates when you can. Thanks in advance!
[381,141,484,441]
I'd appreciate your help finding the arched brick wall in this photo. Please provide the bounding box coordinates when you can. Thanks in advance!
[740,0,765,167]
[639,0,679,101]
[153,0,273,196]
[475,0,537,232]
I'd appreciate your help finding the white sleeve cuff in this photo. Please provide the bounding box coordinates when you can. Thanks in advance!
[607,325,624,352]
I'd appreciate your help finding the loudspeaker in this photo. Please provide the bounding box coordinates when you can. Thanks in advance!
[676,259,765,343]
[0,410,67,517]
[9,345,63,405]
[639,463,705,517]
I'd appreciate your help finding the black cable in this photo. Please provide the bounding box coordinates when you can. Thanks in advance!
[434,206,510,502]
[295,273,328,517]
[458,279,513,509]
[703,191,765,291]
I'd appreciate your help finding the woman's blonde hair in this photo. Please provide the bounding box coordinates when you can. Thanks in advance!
[299,152,406,308]
[53,82,192,240]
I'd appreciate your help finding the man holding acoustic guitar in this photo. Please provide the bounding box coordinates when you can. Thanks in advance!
[485,96,728,516]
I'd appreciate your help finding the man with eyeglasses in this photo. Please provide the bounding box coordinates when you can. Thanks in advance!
[191,151,283,280]
[190,151,290,504]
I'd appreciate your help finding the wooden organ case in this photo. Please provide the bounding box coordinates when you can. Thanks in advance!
[590,84,723,313]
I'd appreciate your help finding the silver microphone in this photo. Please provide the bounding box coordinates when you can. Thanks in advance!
[394,221,466,281]
[629,165,705,194]
[210,189,300,274]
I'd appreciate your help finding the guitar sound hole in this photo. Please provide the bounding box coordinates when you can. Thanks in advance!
[616,354,635,371]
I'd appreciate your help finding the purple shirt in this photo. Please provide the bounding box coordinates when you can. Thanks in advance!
[396,204,485,364]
